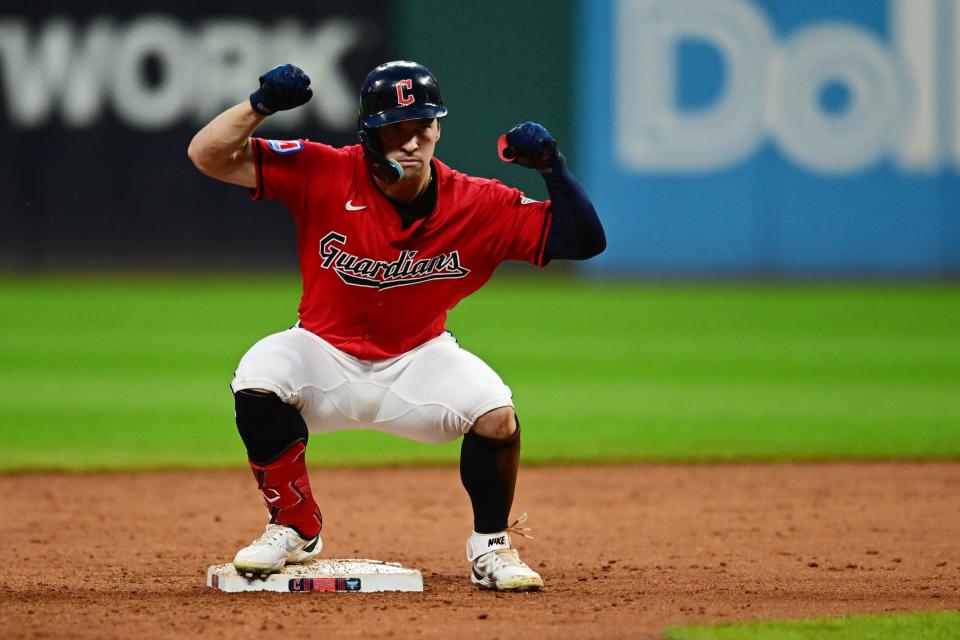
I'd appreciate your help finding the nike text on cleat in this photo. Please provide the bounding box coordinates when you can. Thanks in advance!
[232,524,322,578]
[345,200,367,211]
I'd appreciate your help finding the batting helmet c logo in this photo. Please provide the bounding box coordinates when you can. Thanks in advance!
[395,79,415,106]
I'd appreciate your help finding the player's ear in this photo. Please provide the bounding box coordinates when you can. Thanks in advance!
[435,118,441,140]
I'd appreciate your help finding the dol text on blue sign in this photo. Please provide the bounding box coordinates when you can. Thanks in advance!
[576,0,960,275]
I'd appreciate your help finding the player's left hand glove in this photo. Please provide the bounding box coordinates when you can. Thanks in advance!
[497,121,564,172]
[249,64,313,116]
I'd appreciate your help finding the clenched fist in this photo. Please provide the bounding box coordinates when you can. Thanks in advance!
[497,121,563,172]
[249,64,313,116]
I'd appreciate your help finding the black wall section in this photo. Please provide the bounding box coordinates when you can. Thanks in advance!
[0,2,388,270]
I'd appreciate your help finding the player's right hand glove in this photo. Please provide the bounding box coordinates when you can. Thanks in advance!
[497,121,564,173]
[249,64,313,116]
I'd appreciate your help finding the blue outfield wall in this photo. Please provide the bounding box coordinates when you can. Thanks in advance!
[576,0,960,275]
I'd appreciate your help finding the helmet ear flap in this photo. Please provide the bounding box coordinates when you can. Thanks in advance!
[358,126,404,184]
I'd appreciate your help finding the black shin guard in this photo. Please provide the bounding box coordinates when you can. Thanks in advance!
[459,420,521,534]
[234,389,309,465]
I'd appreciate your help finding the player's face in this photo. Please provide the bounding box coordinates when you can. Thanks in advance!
[377,118,441,180]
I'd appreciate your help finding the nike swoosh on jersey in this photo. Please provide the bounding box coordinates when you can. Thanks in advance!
[345,200,367,211]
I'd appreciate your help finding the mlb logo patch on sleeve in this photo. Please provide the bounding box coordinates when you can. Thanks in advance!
[267,139,304,154]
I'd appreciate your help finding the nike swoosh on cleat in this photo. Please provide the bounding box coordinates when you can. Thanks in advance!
[472,567,485,581]
[302,536,320,553]
[345,200,367,211]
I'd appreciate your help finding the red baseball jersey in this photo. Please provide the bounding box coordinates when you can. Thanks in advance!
[249,138,552,359]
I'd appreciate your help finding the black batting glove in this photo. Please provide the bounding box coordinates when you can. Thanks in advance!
[249,64,313,116]
[497,121,564,173]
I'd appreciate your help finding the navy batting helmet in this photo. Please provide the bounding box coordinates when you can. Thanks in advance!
[358,61,448,183]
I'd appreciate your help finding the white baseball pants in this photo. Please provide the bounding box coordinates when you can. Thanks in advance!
[230,327,513,444]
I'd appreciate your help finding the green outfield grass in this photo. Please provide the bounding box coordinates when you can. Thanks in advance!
[666,610,960,639]
[0,276,958,470]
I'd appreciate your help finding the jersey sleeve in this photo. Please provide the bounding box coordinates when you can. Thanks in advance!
[248,138,341,210]
[483,181,553,267]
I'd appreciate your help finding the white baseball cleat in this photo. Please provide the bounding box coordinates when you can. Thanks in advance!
[471,547,544,591]
[466,513,543,592]
[233,524,322,579]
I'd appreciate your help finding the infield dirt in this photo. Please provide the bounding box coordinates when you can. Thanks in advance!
[2,464,958,639]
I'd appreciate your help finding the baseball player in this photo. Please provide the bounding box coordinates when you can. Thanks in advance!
[187,61,604,591]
